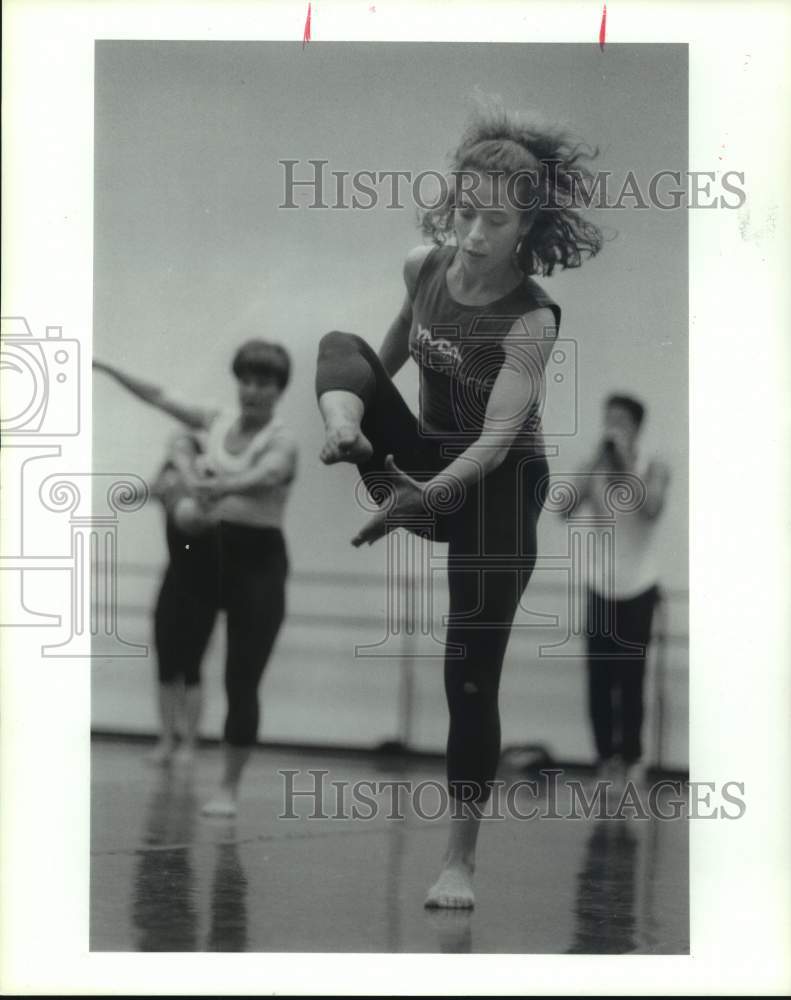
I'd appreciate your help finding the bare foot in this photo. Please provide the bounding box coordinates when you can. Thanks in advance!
[424,862,475,909]
[623,761,647,790]
[424,908,473,953]
[201,788,238,818]
[592,757,625,799]
[145,740,175,767]
[319,424,373,465]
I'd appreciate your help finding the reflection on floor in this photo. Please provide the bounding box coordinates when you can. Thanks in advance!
[91,739,689,954]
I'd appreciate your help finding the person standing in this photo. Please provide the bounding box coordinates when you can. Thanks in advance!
[314,107,604,907]
[567,394,671,786]
[94,340,297,815]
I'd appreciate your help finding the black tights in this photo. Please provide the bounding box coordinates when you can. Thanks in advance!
[317,330,548,801]
[585,585,659,764]
[155,520,287,747]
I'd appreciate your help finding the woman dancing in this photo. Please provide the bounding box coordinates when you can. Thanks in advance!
[94,339,296,816]
[145,427,217,766]
[315,108,603,907]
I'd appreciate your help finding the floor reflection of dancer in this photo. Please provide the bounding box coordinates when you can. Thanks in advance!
[132,770,250,951]
[315,107,603,908]
[207,841,249,951]
[93,341,297,815]
[566,819,639,954]
[132,770,200,952]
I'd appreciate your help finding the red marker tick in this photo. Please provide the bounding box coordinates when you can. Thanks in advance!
[302,2,312,48]
[599,3,607,51]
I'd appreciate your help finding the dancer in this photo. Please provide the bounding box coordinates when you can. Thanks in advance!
[146,428,216,765]
[565,393,670,786]
[315,108,603,907]
[93,340,297,815]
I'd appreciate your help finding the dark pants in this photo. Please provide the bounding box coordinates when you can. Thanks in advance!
[585,585,659,764]
[154,519,288,747]
[316,330,548,801]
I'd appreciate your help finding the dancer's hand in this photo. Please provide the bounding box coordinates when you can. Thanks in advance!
[191,475,228,502]
[351,455,426,547]
[595,427,632,472]
[605,427,633,471]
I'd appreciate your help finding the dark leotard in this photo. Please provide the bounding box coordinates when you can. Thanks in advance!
[315,245,561,800]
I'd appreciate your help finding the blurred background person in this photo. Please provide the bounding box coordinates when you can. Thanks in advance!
[93,340,297,815]
[565,393,671,786]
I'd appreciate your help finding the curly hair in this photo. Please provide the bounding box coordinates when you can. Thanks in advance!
[422,108,605,277]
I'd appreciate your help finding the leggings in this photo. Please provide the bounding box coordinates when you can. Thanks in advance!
[154,519,288,747]
[585,585,659,764]
[317,330,548,801]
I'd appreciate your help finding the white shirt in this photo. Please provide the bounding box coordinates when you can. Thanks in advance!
[580,452,662,600]
[198,411,296,530]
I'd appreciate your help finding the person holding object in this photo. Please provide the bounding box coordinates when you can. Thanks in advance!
[565,393,671,788]
[314,106,604,908]
[93,341,297,816]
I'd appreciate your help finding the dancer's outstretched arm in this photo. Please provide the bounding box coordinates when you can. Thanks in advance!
[93,359,216,430]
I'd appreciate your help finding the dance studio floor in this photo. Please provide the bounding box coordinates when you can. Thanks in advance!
[91,738,689,954]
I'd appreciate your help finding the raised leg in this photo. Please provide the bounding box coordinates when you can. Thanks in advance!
[315,330,439,479]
